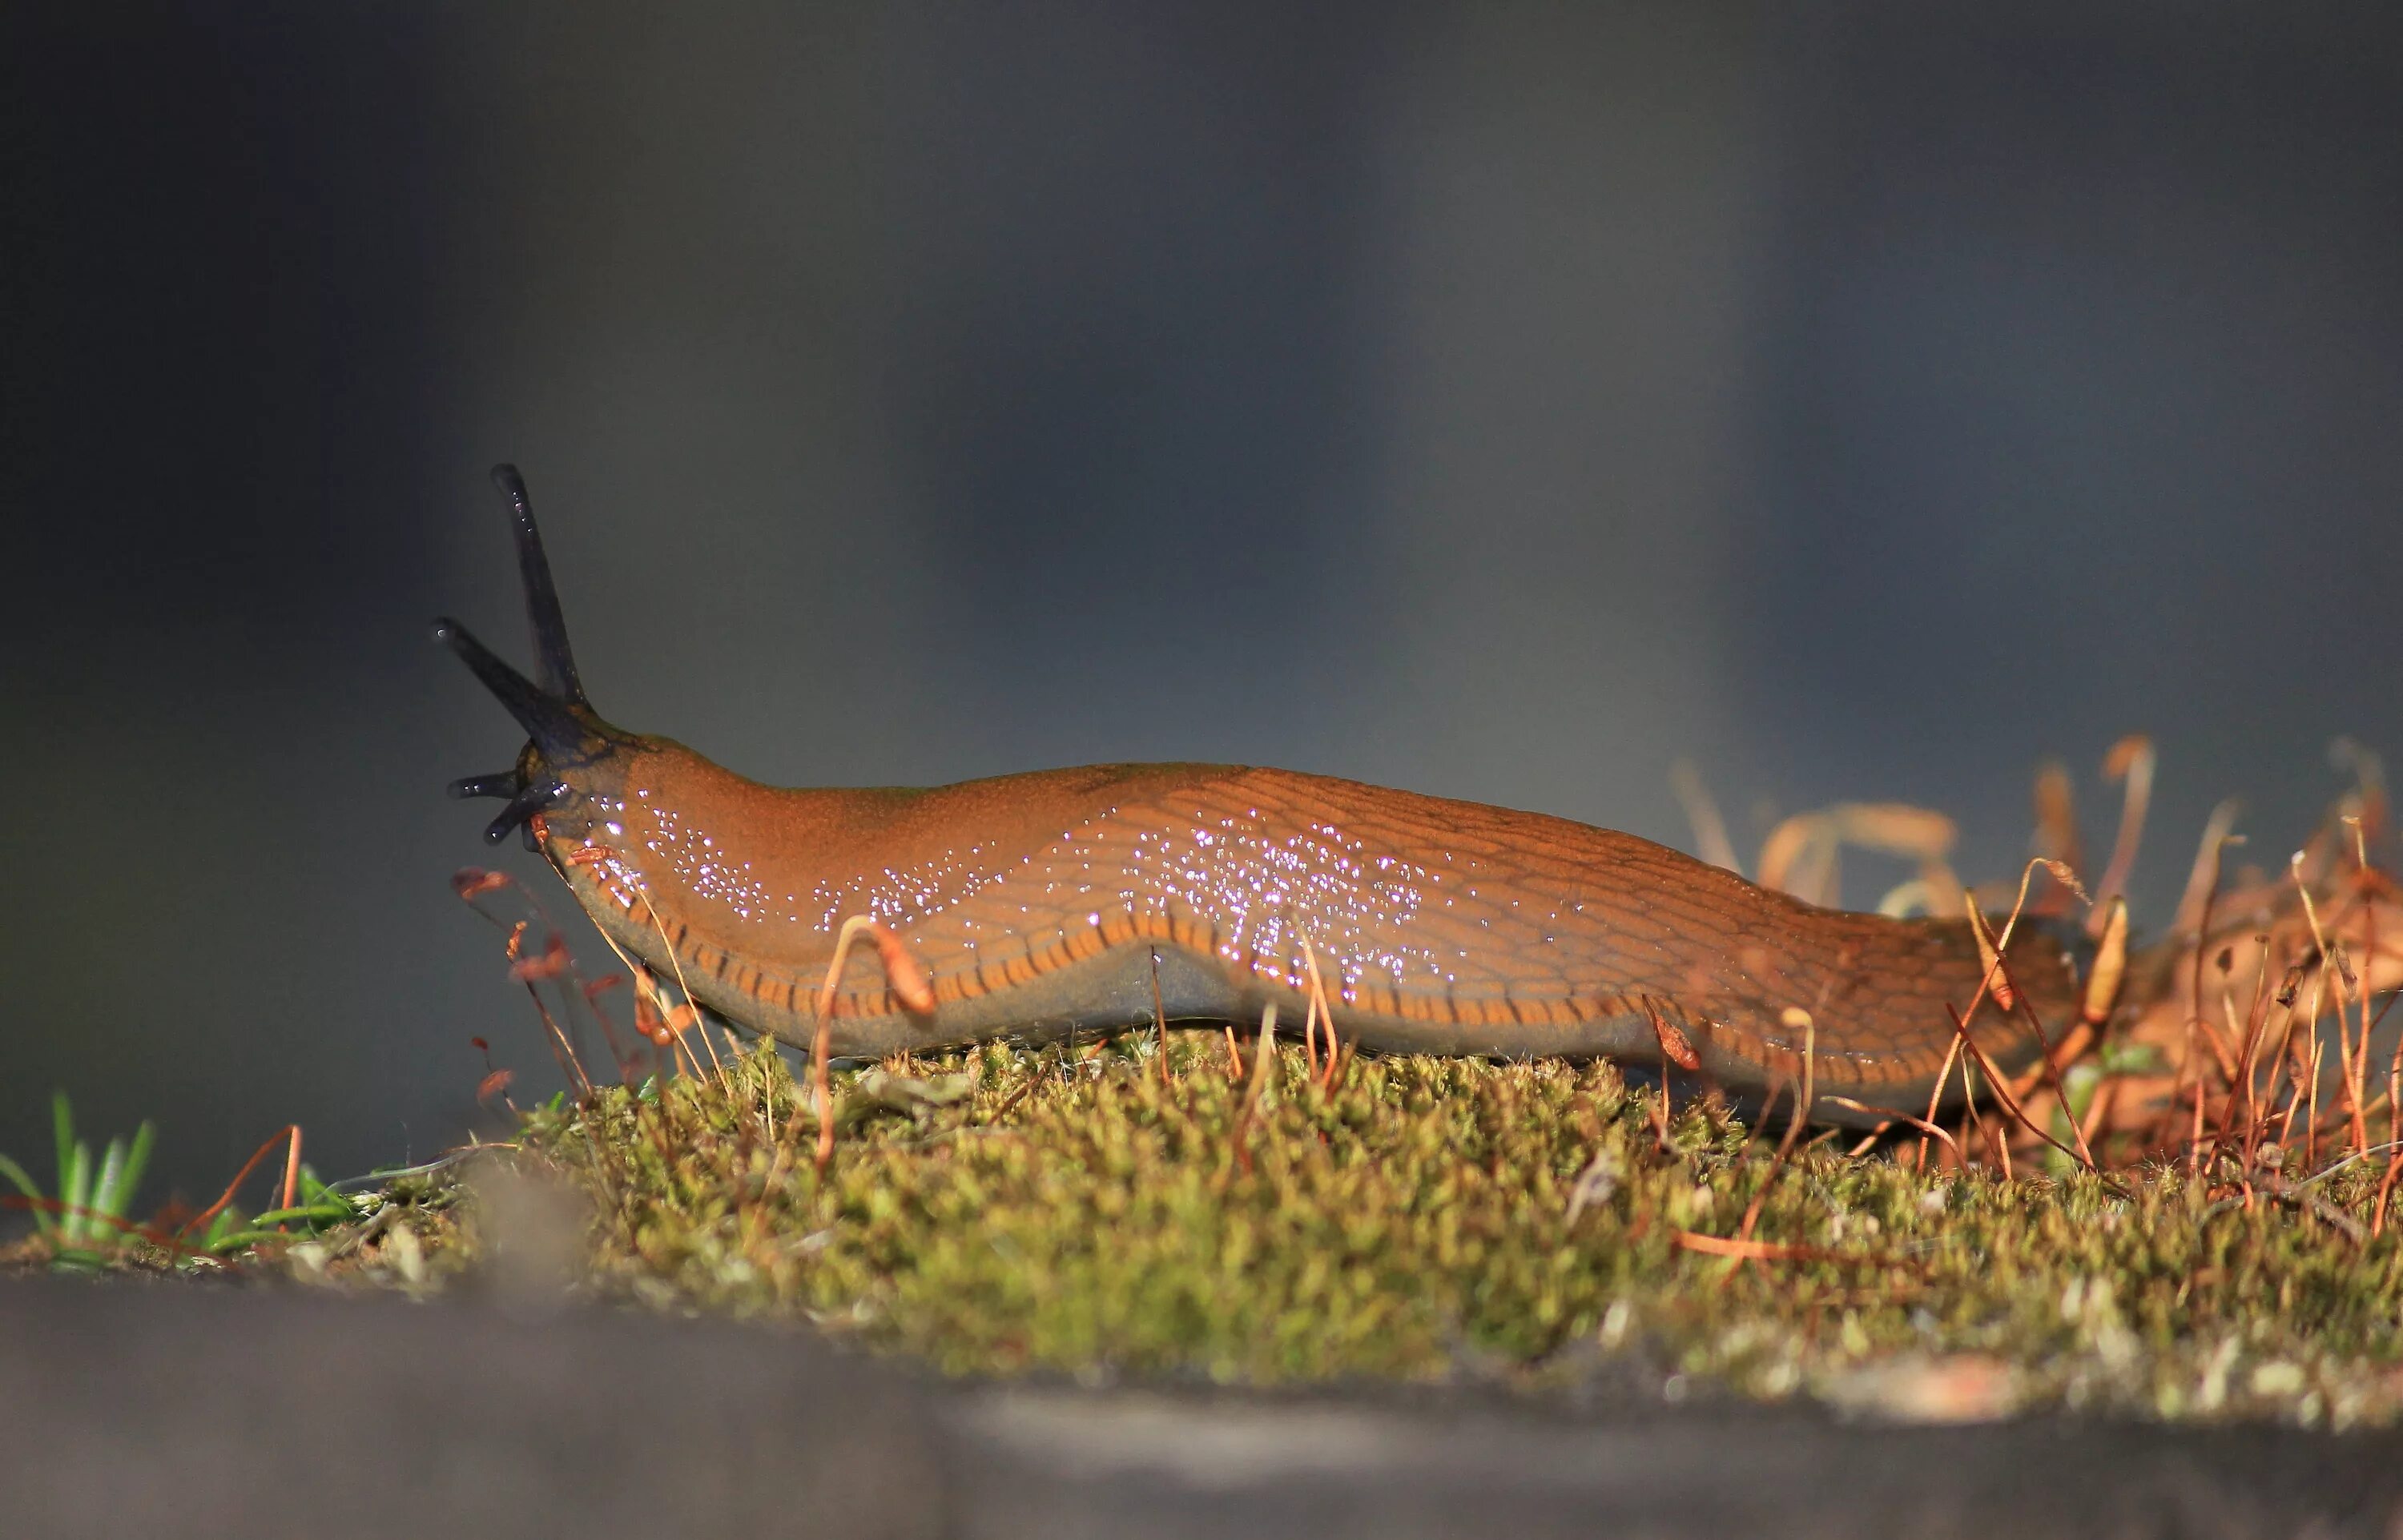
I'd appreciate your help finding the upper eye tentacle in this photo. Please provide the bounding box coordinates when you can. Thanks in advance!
[491,464,588,710]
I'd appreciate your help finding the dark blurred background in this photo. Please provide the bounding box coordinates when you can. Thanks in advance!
[5,2,2399,1205]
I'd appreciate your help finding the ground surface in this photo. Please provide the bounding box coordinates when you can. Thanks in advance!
[11,1039,2403,1534]
[30,1036,2393,1428]
[3,1279,2399,1539]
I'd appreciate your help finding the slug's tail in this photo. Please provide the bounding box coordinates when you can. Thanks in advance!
[435,464,612,846]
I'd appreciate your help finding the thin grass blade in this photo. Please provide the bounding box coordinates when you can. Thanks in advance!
[203,1208,243,1252]
[247,1200,356,1230]
[117,1121,155,1228]
[60,1140,92,1250]
[50,1092,73,1213]
[89,1136,128,1239]
[0,1152,56,1238]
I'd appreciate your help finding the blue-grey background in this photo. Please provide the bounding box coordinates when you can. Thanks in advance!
[6,2,2400,1205]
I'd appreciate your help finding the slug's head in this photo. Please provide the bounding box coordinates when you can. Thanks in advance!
[436,464,634,848]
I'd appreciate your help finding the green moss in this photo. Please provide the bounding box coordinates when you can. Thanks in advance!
[202,1038,2365,1422]
[368,1037,2403,1424]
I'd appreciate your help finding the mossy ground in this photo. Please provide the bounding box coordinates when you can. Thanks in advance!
[11,1028,2400,1425]
[188,1029,2403,1429]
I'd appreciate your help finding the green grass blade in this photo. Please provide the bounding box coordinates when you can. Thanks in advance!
[60,1140,91,1249]
[0,1152,56,1239]
[203,1207,244,1251]
[117,1121,155,1229]
[247,1203,355,1231]
[90,1137,128,1240]
[50,1092,74,1204]
[207,1228,298,1256]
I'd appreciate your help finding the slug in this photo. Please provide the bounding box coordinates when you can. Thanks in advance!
[440,466,2078,1124]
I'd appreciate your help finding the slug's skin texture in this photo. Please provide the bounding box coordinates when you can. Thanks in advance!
[444,468,2077,1124]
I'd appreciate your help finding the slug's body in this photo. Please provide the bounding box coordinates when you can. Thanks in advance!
[443,468,2076,1123]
